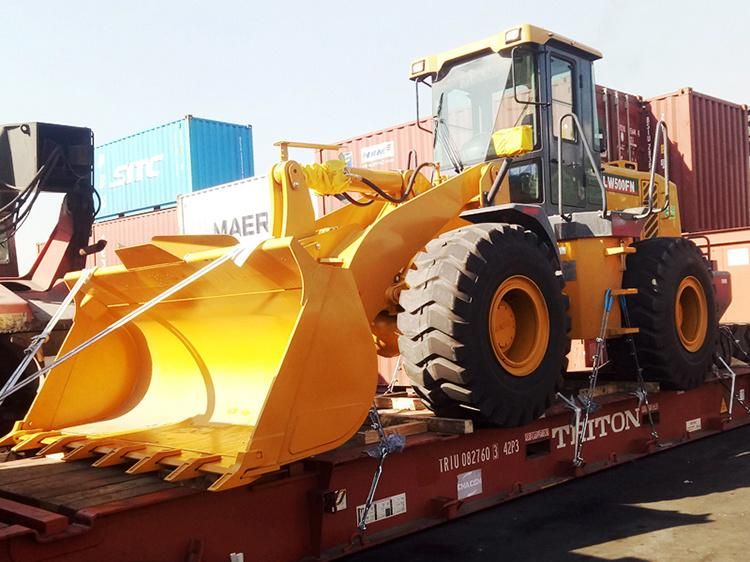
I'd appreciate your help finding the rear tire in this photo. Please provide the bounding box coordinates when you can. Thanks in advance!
[397,223,570,427]
[607,237,716,390]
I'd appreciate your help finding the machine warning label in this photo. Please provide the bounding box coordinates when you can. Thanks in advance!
[457,469,483,500]
[603,173,637,194]
[686,418,702,433]
[356,493,406,525]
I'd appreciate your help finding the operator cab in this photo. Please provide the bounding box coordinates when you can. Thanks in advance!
[410,25,618,233]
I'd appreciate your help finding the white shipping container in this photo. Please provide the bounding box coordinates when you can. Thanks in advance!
[14,192,65,275]
[178,176,272,245]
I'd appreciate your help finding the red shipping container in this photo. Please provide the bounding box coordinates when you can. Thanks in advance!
[646,88,750,232]
[317,88,749,234]
[317,88,647,216]
[690,227,750,323]
[596,85,649,170]
[89,208,179,268]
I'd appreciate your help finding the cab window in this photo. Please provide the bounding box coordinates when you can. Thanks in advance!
[550,57,576,141]
[509,161,542,203]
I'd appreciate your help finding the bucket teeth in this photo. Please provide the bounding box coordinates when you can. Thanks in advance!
[38,435,85,456]
[92,444,147,468]
[10,431,62,453]
[62,439,113,461]
[164,455,223,482]
[126,450,182,475]
[0,429,35,449]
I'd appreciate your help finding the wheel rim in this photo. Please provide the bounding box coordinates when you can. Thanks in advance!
[488,276,549,376]
[674,276,708,353]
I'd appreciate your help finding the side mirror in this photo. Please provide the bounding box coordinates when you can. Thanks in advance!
[511,47,543,107]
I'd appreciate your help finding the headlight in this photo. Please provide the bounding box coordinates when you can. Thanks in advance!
[505,28,522,43]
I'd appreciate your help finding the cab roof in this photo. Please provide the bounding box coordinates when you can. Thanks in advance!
[409,24,602,80]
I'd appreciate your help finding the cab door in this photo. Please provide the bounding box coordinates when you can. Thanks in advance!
[546,49,603,217]
[548,52,586,215]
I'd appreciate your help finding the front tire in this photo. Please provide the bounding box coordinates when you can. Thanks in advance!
[397,223,570,427]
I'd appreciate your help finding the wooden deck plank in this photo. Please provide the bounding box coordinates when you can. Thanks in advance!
[0,461,99,488]
[55,480,179,512]
[380,412,473,435]
[0,466,130,500]
[355,420,428,445]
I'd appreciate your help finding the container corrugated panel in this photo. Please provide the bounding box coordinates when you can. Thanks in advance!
[317,119,433,215]
[187,118,254,191]
[178,176,271,245]
[90,208,179,267]
[95,116,253,219]
[596,85,649,170]
[646,89,750,232]
[691,227,750,323]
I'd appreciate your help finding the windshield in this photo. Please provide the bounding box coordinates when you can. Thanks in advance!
[432,51,538,173]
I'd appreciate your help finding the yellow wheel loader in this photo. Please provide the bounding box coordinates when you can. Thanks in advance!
[0,24,724,492]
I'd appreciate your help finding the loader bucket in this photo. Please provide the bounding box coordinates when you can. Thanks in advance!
[2,235,378,491]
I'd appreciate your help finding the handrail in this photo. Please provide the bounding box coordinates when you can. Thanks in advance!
[684,233,712,262]
[636,119,670,219]
[557,112,608,222]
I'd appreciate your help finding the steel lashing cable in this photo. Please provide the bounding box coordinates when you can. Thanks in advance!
[383,356,403,396]
[0,241,256,403]
[573,289,614,466]
[357,406,405,531]
[619,295,659,442]
[0,267,97,405]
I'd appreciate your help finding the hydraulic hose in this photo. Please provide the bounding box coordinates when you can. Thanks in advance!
[355,161,438,204]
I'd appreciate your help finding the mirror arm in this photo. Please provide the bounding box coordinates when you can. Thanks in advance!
[415,78,432,134]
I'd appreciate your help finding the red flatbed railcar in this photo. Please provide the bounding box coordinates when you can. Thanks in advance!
[0,370,747,562]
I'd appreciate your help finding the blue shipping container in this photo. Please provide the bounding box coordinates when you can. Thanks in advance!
[95,116,253,219]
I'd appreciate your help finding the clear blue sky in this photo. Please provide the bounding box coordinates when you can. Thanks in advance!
[2,0,748,172]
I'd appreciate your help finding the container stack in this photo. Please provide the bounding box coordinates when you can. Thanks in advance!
[647,88,750,232]
[87,87,750,268]
[314,86,750,234]
[95,115,253,219]
[88,116,254,266]
[87,208,179,268]
[177,175,272,244]
[595,85,650,171]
